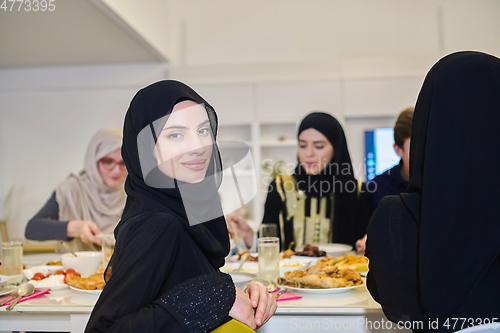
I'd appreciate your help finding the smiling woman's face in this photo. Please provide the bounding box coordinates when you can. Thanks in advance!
[154,100,213,183]
[297,128,334,175]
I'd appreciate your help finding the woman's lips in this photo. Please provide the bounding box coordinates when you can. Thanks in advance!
[181,159,206,170]
[304,162,317,167]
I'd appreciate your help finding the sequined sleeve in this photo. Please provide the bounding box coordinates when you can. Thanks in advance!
[160,272,236,332]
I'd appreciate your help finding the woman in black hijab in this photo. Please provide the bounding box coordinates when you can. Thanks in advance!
[366,51,500,332]
[229,112,372,250]
[85,80,276,333]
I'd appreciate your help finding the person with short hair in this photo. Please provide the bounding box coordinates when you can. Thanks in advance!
[370,107,414,209]
[355,108,414,253]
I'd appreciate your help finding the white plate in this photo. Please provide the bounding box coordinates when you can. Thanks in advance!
[0,275,11,286]
[34,284,68,291]
[26,273,68,291]
[279,258,311,276]
[0,284,17,297]
[69,285,102,294]
[290,255,325,266]
[295,243,353,257]
[23,265,64,280]
[228,272,257,290]
[277,282,363,294]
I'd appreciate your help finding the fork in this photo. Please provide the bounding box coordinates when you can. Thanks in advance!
[273,288,287,301]
[0,294,17,306]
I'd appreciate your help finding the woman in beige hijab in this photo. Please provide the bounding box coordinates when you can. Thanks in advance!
[25,128,127,251]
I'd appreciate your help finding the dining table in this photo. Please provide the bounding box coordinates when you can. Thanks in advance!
[0,253,411,333]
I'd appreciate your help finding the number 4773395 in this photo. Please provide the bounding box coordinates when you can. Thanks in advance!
[1,0,56,12]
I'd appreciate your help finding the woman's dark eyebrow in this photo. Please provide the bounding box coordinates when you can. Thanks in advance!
[163,119,210,131]
[298,139,326,144]
[198,120,210,127]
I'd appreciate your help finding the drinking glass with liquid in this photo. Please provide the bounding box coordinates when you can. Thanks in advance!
[258,237,280,283]
[1,241,23,282]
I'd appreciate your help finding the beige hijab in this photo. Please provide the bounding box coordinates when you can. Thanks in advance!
[55,128,126,252]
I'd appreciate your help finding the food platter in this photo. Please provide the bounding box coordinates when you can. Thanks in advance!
[69,285,102,295]
[277,282,363,294]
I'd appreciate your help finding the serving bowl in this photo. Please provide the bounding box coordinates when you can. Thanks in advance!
[61,251,102,278]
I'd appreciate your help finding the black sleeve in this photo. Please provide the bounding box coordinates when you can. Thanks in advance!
[85,214,236,333]
[355,183,375,238]
[364,233,380,303]
[261,180,282,225]
[25,191,71,241]
[262,179,290,250]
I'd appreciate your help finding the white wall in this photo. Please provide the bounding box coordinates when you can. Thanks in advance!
[167,0,500,83]
[194,76,423,181]
[0,63,168,241]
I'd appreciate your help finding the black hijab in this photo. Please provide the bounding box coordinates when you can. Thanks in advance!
[293,112,356,197]
[409,51,500,319]
[116,80,230,268]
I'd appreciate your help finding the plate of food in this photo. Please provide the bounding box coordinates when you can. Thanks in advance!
[69,285,102,295]
[65,270,105,294]
[277,283,362,294]
[277,255,365,294]
[23,266,71,290]
[291,244,326,265]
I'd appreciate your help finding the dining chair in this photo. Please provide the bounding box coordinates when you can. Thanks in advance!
[211,319,254,333]
[455,324,500,332]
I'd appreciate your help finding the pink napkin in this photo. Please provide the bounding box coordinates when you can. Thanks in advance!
[0,288,51,306]
[270,288,302,301]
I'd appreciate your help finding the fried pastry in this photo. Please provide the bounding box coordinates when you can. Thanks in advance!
[66,272,105,290]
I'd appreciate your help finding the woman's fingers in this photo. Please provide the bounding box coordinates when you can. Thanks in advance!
[78,221,102,245]
[229,287,256,330]
[245,282,276,327]
[261,293,277,326]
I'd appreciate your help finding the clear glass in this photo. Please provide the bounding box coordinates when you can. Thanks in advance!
[259,224,278,238]
[258,237,280,283]
[100,234,115,268]
[1,241,23,280]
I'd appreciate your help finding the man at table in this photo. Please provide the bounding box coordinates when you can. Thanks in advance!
[355,107,414,254]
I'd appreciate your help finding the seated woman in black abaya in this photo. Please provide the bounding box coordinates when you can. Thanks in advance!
[228,112,373,251]
[366,51,500,332]
[85,81,277,333]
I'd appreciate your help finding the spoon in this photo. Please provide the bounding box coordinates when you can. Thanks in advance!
[6,283,35,311]
[60,241,78,257]
[252,277,278,292]
[234,253,249,272]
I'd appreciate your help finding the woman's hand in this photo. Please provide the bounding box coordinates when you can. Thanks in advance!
[226,214,254,248]
[355,234,367,254]
[67,220,103,245]
[245,282,277,329]
[229,287,256,330]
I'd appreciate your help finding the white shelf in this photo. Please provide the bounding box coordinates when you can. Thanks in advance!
[218,120,299,223]
[260,140,297,147]
[219,140,252,146]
